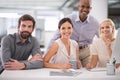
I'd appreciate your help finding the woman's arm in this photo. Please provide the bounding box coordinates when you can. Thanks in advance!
[44,42,72,69]
[44,42,59,68]
[86,55,98,70]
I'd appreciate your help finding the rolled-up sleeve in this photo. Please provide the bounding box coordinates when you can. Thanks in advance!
[23,38,43,69]
[21,60,43,69]
[31,38,42,56]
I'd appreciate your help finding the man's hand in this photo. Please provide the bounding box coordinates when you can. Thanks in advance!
[4,58,25,70]
[28,53,43,62]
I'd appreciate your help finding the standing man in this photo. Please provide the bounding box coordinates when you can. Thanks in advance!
[0,14,43,71]
[46,0,99,67]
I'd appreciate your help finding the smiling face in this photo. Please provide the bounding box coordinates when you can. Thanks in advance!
[78,0,92,21]
[59,21,73,39]
[100,21,114,38]
[18,20,34,39]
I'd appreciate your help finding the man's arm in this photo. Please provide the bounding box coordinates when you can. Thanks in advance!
[4,55,43,70]
[21,38,43,69]
[1,36,26,70]
[1,36,12,67]
[4,58,25,70]
[1,36,43,70]
[20,56,43,69]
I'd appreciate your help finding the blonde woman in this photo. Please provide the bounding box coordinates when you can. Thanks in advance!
[86,19,116,69]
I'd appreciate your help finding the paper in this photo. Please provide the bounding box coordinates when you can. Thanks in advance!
[50,69,81,76]
[90,68,106,72]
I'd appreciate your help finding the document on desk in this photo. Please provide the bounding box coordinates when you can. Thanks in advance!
[50,69,82,76]
[90,68,106,72]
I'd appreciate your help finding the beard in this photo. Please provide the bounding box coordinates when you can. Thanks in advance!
[20,31,31,39]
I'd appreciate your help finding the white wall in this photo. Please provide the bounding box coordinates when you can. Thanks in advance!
[0,18,7,35]
[44,31,55,50]
[90,0,108,23]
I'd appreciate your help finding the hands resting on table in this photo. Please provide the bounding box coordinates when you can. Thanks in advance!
[4,54,43,70]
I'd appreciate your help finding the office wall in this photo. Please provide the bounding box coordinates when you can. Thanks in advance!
[0,18,7,43]
[91,0,108,22]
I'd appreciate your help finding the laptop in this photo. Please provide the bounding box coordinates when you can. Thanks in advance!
[111,28,120,64]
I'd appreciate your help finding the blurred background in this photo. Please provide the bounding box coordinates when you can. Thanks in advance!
[0,0,120,53]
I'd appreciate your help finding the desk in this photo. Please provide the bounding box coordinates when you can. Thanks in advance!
[0,68,120,80]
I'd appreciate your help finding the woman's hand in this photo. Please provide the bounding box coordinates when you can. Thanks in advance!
[85,63,93,70]
[77,60,82,69]
[60,63,72,69]
[104,39,112,49]
[104,39,113,57]
[29,54,43,62]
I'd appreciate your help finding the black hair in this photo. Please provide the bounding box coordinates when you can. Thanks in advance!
[58,17,73,29]
[18,14,35,28]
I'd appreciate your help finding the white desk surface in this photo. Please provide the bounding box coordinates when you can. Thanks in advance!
[0,68,120,80]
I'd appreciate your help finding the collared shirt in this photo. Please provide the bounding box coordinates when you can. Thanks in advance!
[1,33,43,69]
[68,12,99,46]
[45,12,99,53]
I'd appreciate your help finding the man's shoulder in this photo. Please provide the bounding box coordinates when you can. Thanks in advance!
[30,36,37,40]
[1,33,16,45]
[2,33,15,40]
[66,12,78,20]
[88,15,99,23]
[29,36,39,43]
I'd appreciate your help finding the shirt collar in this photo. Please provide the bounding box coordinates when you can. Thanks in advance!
[75,12,90,23]
[15,33,31,44]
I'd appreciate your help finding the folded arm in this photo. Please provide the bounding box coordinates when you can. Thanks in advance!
[4,53,43,70]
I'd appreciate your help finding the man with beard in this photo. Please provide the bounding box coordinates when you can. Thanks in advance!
[0,14,43,72]
[46,0,99,67]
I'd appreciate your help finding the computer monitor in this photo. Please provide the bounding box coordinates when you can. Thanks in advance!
[111,28,120,64]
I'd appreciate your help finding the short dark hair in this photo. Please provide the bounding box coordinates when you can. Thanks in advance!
[58,18,73,29]
[18,14,35,28]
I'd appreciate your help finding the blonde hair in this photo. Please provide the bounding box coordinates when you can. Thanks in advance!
[99,18,115,39]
